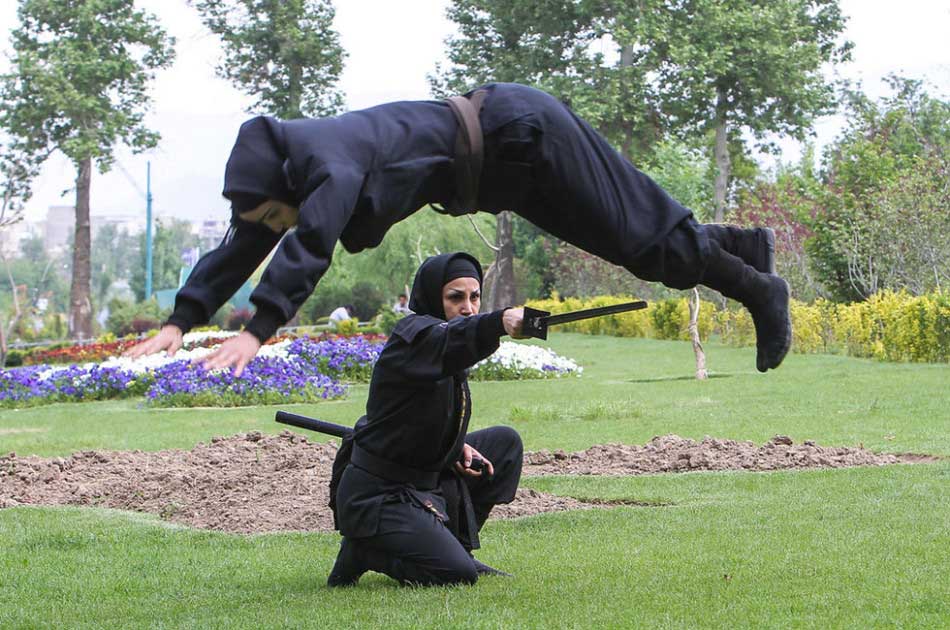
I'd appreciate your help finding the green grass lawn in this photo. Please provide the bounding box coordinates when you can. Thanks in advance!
[1,334,948,629]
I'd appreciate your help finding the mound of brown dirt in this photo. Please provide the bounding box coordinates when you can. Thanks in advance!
[0,431,924,534]
[521,434,912,476]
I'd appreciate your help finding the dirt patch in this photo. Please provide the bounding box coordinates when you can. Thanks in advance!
[0,432,929,534]
[521,434,919,476]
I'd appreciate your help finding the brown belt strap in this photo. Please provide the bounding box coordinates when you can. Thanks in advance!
[444,89,487,215]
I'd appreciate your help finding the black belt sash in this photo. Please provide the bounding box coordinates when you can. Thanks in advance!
[439,89,488,216]
[351,443,441,490]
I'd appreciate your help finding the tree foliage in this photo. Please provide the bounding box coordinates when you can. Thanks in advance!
[1,0,176,172]
[807,77,950,299]
[192,0,346,118]
[618,0,851,221]
[91,223,138,305]
[432,0,661,160]
[0,0,175,337]
[130,218,200,301]
[299,210,498,320]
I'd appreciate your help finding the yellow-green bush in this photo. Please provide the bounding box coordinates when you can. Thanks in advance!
[715,307,755,347]
[529,290,950,363]
[525,294,713,341]
[832,290,950,362]
[649,297,715,341]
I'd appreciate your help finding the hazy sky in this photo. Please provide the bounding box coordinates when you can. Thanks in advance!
[1,0,948,223]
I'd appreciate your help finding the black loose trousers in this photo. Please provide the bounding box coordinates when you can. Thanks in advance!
[336,426,523,586]
[169,83,709,337]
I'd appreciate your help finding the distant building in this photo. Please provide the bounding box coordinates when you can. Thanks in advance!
[0,219,42,257]
[0,224,22,257]
[44,205,75,253]
[196,218,229,251]
[92,214,145,236]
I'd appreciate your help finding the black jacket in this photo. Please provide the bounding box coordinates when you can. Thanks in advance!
[334,253,506,547]
[169,83,693,338]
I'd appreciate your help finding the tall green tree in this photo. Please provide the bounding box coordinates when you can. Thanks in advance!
[130,218,200,301]
[192,0,346,119]
[807,77,950,299]
[623,0,852,222]
[0,0,175,338]
[432,0,609,309]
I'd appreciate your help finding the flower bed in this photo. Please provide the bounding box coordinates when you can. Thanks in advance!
[470,342,582,380]
[1,331,582,409]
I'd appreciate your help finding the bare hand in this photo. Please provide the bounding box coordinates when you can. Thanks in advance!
[454,443,494,479]
[122,324,183,359]
[195,331,262,378]
[503,307,528,339]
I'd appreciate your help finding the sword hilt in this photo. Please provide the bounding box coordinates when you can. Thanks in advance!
[522,306,552,340]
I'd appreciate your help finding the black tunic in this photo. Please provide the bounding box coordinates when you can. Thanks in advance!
[169,82,700,339]
[337,251,508,544]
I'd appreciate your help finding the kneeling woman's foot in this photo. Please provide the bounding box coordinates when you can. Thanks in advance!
[327,538,366,587]
[748,275,792,372]
[471,556,513,577]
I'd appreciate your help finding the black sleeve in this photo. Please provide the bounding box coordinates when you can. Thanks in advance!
[166,221,283,333]
[247,163,364,328]
[386,310,508,381]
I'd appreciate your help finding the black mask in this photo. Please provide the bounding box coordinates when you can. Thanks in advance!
[409,252,483,320]
[222,116,296,217]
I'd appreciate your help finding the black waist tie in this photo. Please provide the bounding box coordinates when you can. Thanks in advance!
[436,89,488,216]
[351,443,441,490]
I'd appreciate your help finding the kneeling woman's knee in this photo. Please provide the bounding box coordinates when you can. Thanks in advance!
[493,425,523,455]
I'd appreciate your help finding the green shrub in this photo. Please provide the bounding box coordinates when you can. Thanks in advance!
[375,307,406,336]
[106,298,168,336]
[530,290,950,364]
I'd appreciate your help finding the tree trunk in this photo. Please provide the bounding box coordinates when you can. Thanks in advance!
[288,62,303,119]
[69,157,93,339]
[713,87,731,224]
[688,288,707,380]
[618,45,635,158]
[486,211,517,310]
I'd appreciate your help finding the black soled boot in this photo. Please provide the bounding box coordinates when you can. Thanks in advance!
[701,243,791,372]
[327,537,366,587]
[703,224,776,275]
[471,556,513,577]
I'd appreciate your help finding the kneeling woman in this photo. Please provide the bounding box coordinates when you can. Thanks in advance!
[329,252,525,587]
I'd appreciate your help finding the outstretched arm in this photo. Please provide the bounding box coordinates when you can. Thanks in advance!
[382,307,526,382]
[124,221,282,361]
[197,164,365,375]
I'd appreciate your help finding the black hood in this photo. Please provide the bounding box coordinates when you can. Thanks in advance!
[409,252,483,321]
[222,115,296,215]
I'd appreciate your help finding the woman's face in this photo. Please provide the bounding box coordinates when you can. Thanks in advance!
[441,277,480,320]
[238,199,299,233]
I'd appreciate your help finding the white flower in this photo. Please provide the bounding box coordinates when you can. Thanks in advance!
[474,341,582,376]
[181,330,238,345]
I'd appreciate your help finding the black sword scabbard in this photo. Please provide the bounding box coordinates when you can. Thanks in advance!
[275,411,353,438]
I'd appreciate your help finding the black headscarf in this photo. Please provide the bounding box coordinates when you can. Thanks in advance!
[222,116,297,215]
[408,252,483,320]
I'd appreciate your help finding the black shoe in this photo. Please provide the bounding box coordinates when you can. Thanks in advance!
[749,275,792,372]
[327,538,365,587]
[701,244,791,372]
[471,556,513,577]
[703,224,776,275]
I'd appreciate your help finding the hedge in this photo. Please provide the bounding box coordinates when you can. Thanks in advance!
[527,290,950,363]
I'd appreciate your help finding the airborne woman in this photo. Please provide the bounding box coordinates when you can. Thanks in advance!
[127,82,790,375]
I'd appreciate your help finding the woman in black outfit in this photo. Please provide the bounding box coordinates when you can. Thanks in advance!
[328,252,525,587]
[126,82,789,377]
